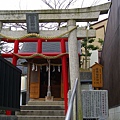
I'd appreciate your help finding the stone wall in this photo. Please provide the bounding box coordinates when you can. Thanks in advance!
[80,72,92,81]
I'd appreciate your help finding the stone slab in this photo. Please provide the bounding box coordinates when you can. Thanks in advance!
[80,72,92,80]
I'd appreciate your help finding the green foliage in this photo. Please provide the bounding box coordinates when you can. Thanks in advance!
[81,38,99,57]
[98,38,104,45]
[81,51,91,56]
[88,38,94,43]
[81,37,103,69]
[88,45,99,50]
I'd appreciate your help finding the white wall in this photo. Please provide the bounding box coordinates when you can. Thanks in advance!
[90,50,98,67]
[20,75,27,106]
[21,76,27,91]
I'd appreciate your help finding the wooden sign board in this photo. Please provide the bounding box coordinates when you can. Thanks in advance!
[91,62,103,88]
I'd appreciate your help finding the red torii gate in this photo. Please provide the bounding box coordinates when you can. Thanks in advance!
[1,37,80,114]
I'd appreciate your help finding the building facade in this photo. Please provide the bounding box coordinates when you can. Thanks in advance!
[101,0,120,119]
[81,18,108,69]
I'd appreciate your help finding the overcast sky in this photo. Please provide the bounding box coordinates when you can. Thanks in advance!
[0,0,109,10]
[0,0,110,22]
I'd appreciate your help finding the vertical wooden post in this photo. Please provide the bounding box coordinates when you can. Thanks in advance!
[26,63,31,103]
[37,39,42,98]
[6,40,19,115]
[61,39,68,114]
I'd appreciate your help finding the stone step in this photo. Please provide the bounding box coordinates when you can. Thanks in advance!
[16,110,65,116]
[21,105,64,110]
[17,115,65,120]
[28,101,64,106]
[17,101,65,120]
[0,115,17,120]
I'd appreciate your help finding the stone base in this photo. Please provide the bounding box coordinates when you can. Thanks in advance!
[0,115,17,120]
[45,96,54,101]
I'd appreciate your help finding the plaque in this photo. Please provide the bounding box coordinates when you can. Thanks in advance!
[26,13,39,33]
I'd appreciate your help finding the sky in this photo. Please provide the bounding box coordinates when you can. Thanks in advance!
[0,0,109,10]
[0,0,110,22]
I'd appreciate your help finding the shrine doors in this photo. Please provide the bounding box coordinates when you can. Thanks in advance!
[30,66,40,98]
[29,65,63,99]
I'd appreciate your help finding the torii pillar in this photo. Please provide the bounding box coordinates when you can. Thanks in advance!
[68,20,83,120]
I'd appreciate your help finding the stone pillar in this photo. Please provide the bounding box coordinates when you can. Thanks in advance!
[67,20,83,120]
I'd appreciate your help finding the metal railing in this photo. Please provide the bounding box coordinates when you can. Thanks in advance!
[65,78,78,120]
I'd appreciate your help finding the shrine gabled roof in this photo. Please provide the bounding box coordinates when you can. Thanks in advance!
[17,41,81,65]
[17,41,81,74]
[19,41,81,53]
